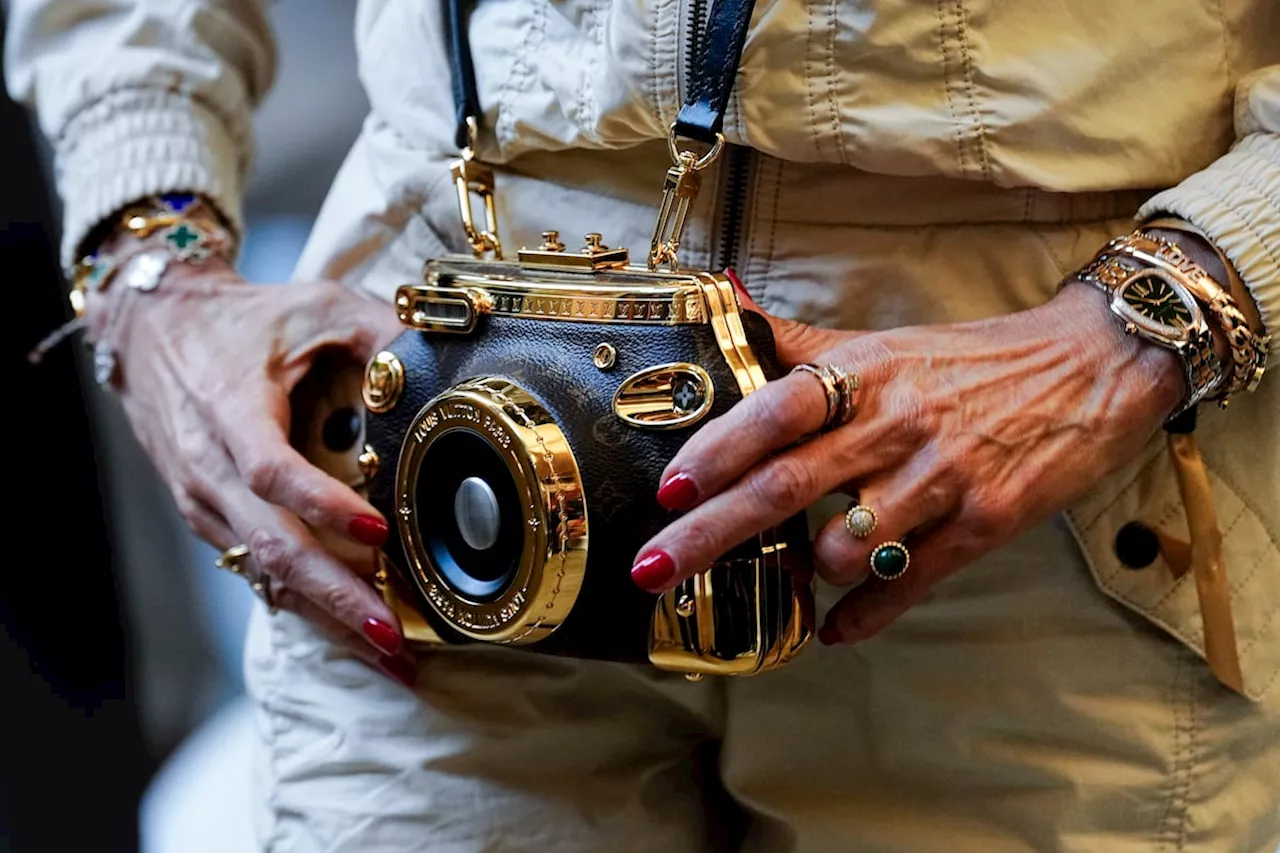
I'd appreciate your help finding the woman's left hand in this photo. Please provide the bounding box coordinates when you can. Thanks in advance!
[632,282,1186,644]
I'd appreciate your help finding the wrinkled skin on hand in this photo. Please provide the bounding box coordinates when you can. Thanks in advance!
[86,245,417,683]
[635,281,1185,644]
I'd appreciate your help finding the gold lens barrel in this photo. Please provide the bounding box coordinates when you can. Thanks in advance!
[395,378,588,644]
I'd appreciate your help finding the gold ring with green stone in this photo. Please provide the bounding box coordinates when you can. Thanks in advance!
[870,541,909,580]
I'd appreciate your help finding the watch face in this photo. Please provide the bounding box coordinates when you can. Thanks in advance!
[1120,271,1195,331]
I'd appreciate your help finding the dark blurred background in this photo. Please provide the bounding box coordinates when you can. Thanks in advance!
[0,5,367,851]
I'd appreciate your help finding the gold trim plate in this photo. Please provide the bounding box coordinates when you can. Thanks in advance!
[613,363,715,430]
[394,378,588,645]
[647,274,812,676]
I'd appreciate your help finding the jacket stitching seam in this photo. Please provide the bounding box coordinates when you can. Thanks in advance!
[1209,0,1236,99]
[759,158,784,312]
[935,0,971,174]
[803,0,825,159]
[493,0,545,148]
[1237,590,1280,658]
[951,0,993,182]
[1155,655,1194,851]
[824,0,849,165]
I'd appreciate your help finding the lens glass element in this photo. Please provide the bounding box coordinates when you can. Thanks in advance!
[415,429,523,601]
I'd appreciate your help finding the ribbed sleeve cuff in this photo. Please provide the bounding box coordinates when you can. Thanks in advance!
[1139,132,1280,366]
[54,88,247,271]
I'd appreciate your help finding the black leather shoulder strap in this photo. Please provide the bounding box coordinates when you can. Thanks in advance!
[446,0,757,151]
[673,0,757,144]
[446,0,483,151]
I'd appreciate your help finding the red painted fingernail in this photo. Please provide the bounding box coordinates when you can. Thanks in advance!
[349,515,389,547]
[656,473,699,511]
[631,550,676,592]
[818,625,843,646]
[363,617,402,656]
[378,654,418,688]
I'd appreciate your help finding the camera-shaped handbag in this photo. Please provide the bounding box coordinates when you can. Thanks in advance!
[300,0,811,678]
[344,234,813,678]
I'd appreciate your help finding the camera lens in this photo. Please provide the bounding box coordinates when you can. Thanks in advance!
[415,429,523,601]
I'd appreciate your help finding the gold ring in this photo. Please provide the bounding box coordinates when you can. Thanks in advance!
[791,363,860,432]
[870,541,910,580]
[844,504,878,539]
[214,544,278,614]
[249,576,278,614]
[214,544,251,574]
[791,363,841,431]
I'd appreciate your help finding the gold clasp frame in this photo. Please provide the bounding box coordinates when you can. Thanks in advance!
[647,126,724,271]
[451,117,503,259]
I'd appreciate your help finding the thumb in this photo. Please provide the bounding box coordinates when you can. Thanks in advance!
[725,268,849,368]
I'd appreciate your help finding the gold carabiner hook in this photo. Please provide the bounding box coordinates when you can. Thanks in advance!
[450,117,503,259]
[647,125,725,271]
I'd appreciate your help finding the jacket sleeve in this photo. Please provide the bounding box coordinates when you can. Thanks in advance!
[3,0,277,269]
[1138,66,1280,366]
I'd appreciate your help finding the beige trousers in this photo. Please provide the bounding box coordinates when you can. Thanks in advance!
[250,146,1280,852]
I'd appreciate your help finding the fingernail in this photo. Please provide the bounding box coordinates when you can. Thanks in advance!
[631,550,676,592]
[656,473,699,511]
[349,515,389,547]
[362,617,402,656]
[378,654,418,688]
[818,624,843,646]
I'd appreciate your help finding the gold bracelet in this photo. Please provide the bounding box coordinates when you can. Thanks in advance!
[68,192,236,319]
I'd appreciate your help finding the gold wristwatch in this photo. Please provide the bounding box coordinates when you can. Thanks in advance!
[1077,231,1227,414]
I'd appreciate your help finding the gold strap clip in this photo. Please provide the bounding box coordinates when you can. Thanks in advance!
[647,127,724,271]
[451,116,503,259]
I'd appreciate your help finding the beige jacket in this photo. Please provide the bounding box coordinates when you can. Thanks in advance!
[6,0,1279,702]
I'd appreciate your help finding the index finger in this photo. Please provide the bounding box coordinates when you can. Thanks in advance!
[216,386,390,549]
[655,371,830,510]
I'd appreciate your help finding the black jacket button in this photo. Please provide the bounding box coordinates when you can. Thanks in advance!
[1114,522,1160,569]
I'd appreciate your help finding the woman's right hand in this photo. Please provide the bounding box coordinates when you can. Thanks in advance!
[86,249,419,686]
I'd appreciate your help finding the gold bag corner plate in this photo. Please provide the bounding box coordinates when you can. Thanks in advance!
[613,363,714,430]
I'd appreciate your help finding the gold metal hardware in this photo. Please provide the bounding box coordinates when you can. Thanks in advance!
[374,552,444,645]
[647,271,812,676]
[592,342,618,371]
[394,284,488,334]
[357,444,380,482]
[676,594,696,617]
[451,117,503,259]
[362,351,405,413]
[648,125,725,271]
[406,259,712,327]
[394,378,588,645]
[613,363,715,430]
[517,233,631,271]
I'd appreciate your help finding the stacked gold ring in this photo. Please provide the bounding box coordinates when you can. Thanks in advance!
[791,363,860,432]
[215,544,278,613]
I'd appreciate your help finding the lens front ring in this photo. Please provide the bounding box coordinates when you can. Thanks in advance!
[394,377,588,644]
